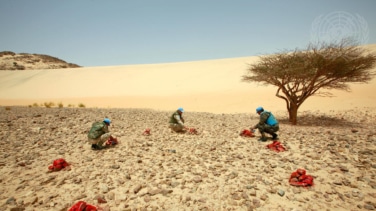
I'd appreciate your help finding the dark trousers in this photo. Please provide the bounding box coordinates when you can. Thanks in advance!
[256,124,279,136]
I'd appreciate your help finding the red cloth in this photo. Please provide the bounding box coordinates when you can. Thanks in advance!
[240,129,255,137]
[289,168,314,187]
[48,158,69,171]
[142,128,151,135]
[188,128,198,135]
[266,141,286,152]
[105,136,118,146]
[68,201,97,211]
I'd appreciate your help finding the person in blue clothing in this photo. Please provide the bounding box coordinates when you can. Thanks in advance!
[251,106,279,142]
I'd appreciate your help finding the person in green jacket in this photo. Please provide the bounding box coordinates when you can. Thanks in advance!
[169,107,187,132]
[88,118,112,150]
[251,106,279,142]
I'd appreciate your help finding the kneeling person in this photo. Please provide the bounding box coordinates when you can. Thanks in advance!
[251,107,279,142]
[169,107,186,132]
[88,118,112,150]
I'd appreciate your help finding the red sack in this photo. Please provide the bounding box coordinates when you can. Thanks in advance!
[289,168,314,187]
[240,129,255,137]
[142,128,151,136]
[68,201,97,211]
[105,136,118,146]
[266,141,286,152]
[48,158,69,171]
[85,204,98,211]
[188,128,198,135]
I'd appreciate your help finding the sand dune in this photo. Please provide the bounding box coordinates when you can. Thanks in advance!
[1,44,376,113]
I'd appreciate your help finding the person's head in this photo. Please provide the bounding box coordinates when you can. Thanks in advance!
[177,107,184,114]
[103,118,111,126]
[256,106,264,115]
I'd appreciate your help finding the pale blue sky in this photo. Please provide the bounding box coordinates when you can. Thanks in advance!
[1,0,375,67]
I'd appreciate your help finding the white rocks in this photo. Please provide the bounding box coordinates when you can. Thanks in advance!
[100,184,109,193]
[278,190,285,196]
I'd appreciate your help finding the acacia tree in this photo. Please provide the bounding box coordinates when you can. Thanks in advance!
[242,40,376,125]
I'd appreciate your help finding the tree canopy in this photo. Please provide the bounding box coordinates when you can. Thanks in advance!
[242,40,376,125]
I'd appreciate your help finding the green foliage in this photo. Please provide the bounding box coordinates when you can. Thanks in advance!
[242,39,376,124]
[44,102,55,108]
[78,103,86,108]
[58,102,64,108]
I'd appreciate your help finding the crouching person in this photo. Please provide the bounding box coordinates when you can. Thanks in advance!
[88,118,112,150]
[169,107,187,133]
[251,107,279,142]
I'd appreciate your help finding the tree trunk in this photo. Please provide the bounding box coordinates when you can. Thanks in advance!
[288,102,298,125]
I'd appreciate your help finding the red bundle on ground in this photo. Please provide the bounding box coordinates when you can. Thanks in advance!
[105,136,118,146]
[68,201,97,211]
[289,168,314,187]
[142,128,151,136]
[188,128,198,135]
[266,141,286,152]
[48,158,69,171]
[240,129,255,137]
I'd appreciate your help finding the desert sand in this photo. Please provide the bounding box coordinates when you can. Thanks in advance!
[1,44,376,113]
[0,44,376,211]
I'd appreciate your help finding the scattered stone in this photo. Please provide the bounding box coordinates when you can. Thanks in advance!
[144,195,151,203]
[338,165,349,172]
[160,189,173,195]
[148,189,162,196]
[245,185,254,189]
[351,129,358,133]
[100,184,109,193]
[232,193,241,200]
[249,190,257,196]
[111,164,120,169]
[125,173,131,180]
[333,181,342,185]
[252,199,261,207]
[6,197,16,205]
[10,208,25,211]
[193,176,202,183]
[134,184,143,194]
[260,195,268,201]
[74,194,87,200]
[0,107,375,211]
[364,204,375,210]
[277,190,285,196]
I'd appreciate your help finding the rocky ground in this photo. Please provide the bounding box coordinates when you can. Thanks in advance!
[0,51,80,70]
[0,106,375,211]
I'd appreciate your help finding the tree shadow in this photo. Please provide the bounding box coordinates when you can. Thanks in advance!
[279,114,361,128]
